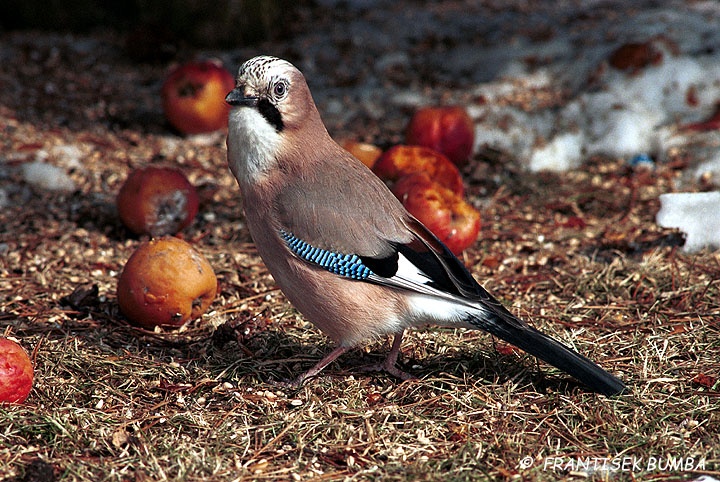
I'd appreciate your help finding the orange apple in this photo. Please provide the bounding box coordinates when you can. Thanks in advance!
[161,60,236,135]
[373,145,464,196]
[117,167,199,237]
[405,106,475,166]
[117,237,217,329]
[341,140,383,169]
[0,338,33,404]
[392,172,480,254]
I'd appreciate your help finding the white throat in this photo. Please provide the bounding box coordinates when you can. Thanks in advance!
[227,107,282,186]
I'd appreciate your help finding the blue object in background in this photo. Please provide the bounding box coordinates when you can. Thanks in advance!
[628,153,655,168]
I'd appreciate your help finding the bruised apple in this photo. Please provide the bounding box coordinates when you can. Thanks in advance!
[0,338,33,404]
[341,140,383,169]
[117,237,217,329]
[405,106,475,166]
[393,172,480,254]
[373,145,464,196]
[117,167,199,237]
[161,60,236,135]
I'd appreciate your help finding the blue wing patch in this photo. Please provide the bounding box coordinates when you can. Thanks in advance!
[279,230,373,280]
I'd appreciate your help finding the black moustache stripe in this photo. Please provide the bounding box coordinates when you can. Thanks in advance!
[257,98,284,132]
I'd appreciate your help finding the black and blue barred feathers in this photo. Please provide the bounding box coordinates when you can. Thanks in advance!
[280,230,373,280]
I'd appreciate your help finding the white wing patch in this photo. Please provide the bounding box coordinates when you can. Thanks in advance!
[395,251,434,285]
[365,251,482,328]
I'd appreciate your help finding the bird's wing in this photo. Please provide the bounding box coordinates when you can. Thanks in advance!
[275,155,415,259]
[274,157,503,310]
[277,199,520,317]
[371,217,527,326]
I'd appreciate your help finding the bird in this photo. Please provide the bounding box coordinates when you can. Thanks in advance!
[224,55,626,396]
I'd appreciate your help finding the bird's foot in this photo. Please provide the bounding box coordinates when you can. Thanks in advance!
[267,377,304,390]
[272,361,417,387]
[358,360,417,382]
[267,346,350,389]
[357,331,417,381]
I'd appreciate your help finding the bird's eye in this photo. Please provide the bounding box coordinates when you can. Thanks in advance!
[273,81,288,98]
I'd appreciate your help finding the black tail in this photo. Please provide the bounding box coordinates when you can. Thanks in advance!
[469,302,627,396]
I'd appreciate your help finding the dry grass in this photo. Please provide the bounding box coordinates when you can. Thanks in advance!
[1,30,719,482]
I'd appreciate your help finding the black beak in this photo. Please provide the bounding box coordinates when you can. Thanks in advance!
[225,87,258,107]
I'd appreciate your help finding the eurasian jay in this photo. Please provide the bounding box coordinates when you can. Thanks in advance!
[225,55,626,396]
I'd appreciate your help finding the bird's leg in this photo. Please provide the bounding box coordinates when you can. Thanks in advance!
[361,331,417,381]
[287,333,415,388]
[384,331,406,371]
[290,345,349,387]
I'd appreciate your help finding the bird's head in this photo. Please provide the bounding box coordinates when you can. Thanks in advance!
[226,56,316,135]
[226,56,328,185]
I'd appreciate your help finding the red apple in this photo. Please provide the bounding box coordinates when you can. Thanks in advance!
[0,338,33,404]
[161,60,236,135]
[373,145,464,196]
[341,140,383,169]
[405,106,475,166]
[392,172,480,254]
[117,167,199,237]
[608,41,663,73]
[117,237,217,329]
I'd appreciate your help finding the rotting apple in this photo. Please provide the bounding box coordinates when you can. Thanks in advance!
[0,338,34,404]
[161,60,236,135]
[392,172,480,254]
[373,145,464,196]
[117,236,217,329]
[405,106,475,166]
[341,140,383,169]
[117,166,199,237]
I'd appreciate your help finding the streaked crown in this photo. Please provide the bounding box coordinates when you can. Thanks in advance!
[238,56,294,82]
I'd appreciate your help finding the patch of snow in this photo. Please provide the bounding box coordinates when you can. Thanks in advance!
[656,192,720,252]
[301,1,720,176]
[22,161,76,192]
[529,133,584,172]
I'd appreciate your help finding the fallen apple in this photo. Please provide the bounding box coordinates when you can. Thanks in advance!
[0,338,34,404]
[373,145,464,196]
[117,236,217,329]
[341,140,383,169]
[608,41,663,73]
[117,166,199,237]
[392,172,480,254]
[161,60,236,135]
[405,106,475,166]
